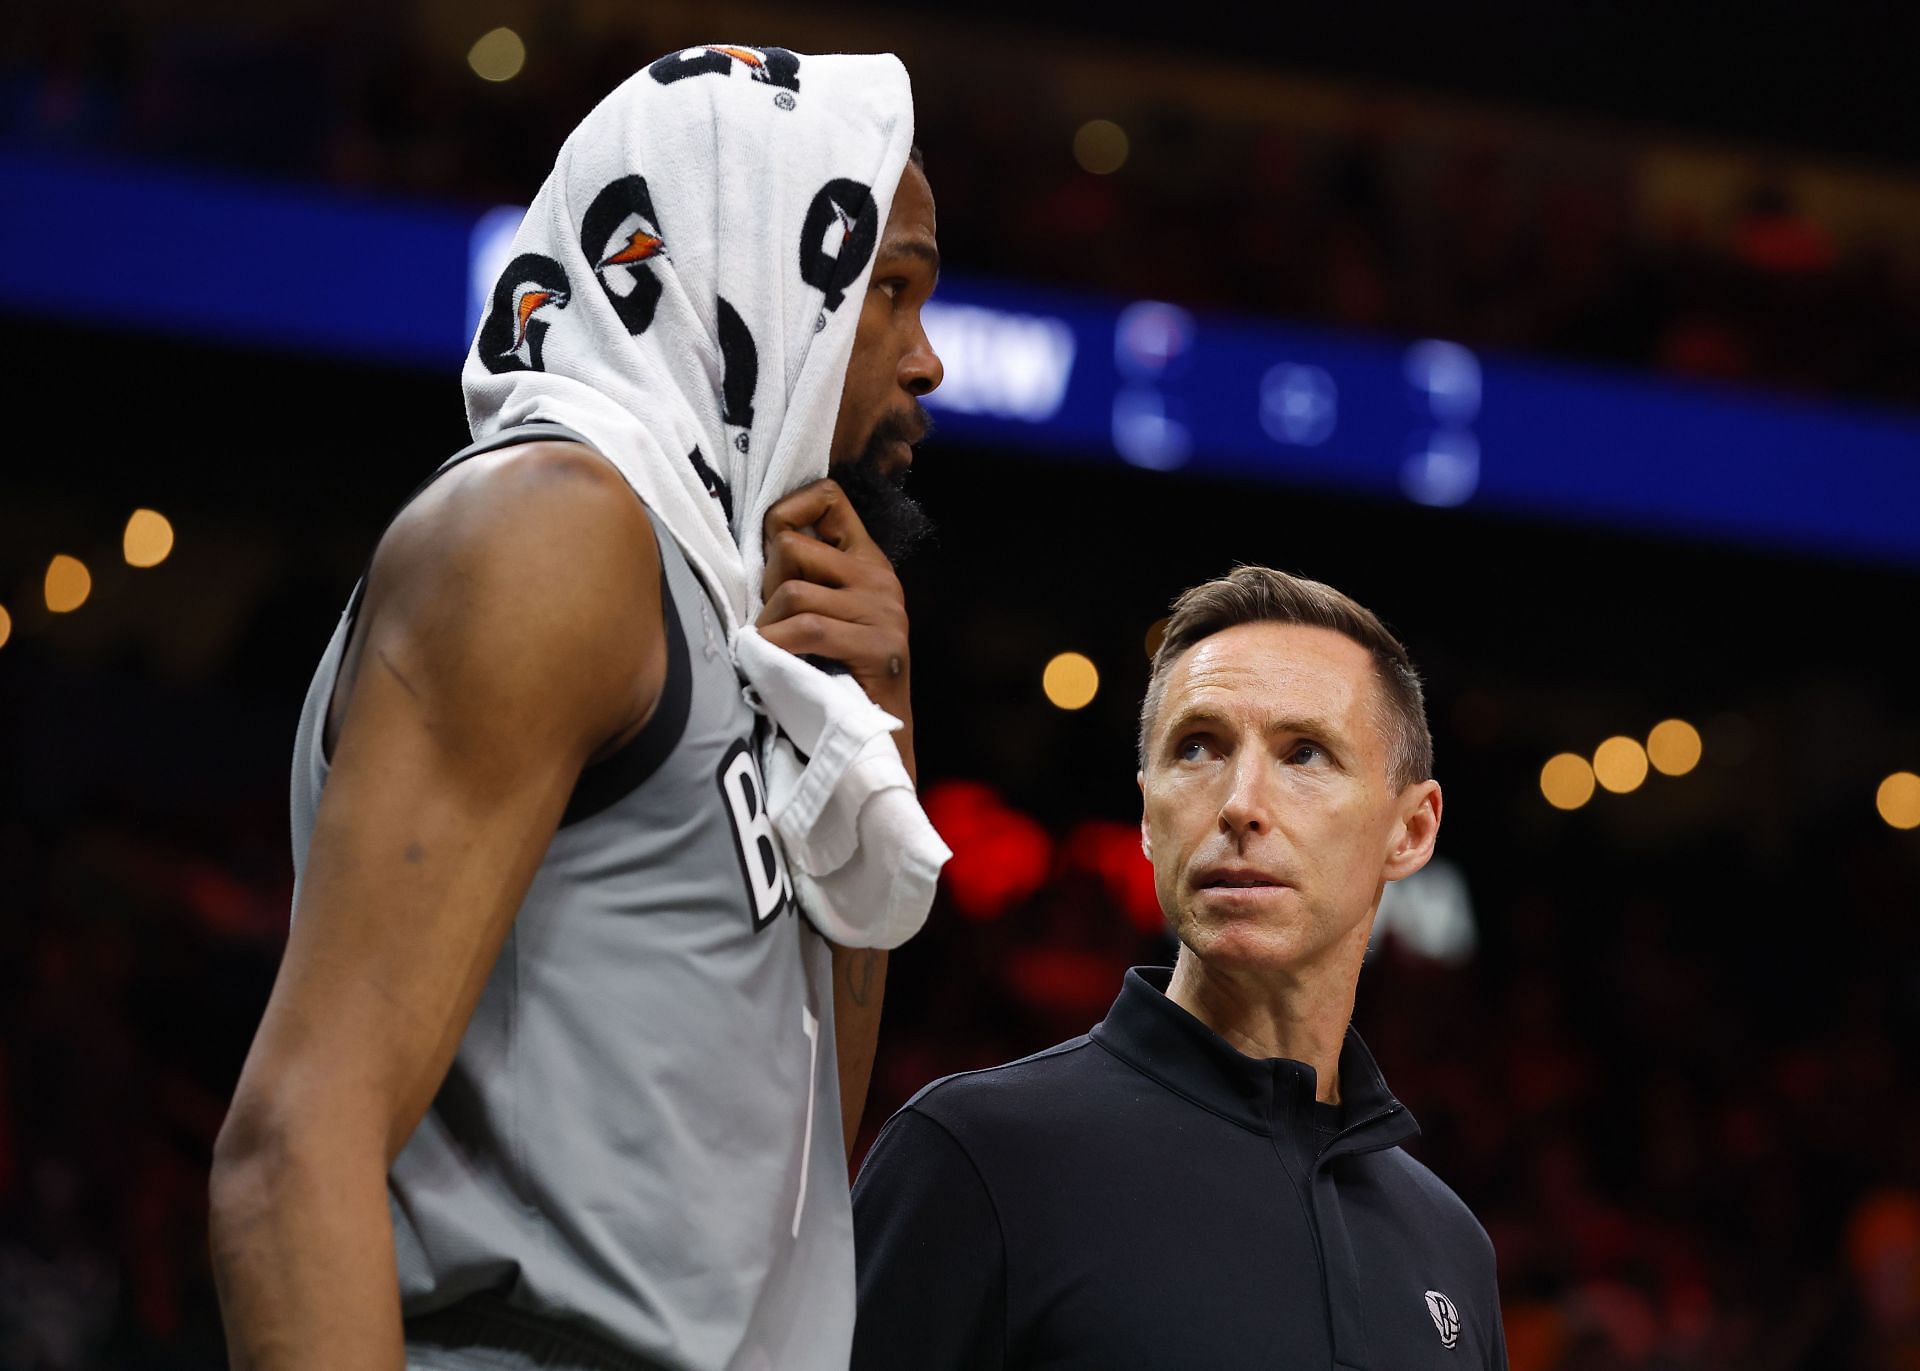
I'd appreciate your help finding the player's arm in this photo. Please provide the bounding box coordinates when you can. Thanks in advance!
[757,478,915,1155]
[208,444,666,1371]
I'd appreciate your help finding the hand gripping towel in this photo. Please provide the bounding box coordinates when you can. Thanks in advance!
[462,45,948,947]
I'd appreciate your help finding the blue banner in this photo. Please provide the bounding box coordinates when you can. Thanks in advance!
[8,149,1920,567]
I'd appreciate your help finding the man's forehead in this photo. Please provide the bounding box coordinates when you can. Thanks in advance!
[883,162,937,243]
[1165,623,1375,720]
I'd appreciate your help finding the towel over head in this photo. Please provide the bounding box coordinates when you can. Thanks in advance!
[463,45,949,948]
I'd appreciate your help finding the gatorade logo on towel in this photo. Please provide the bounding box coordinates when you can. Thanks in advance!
[648,45,802,95]
[478,254,571,373]
[580,175,668,337]
[799,179,878,312]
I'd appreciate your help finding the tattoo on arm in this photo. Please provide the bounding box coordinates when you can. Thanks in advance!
[842,949,879,1008]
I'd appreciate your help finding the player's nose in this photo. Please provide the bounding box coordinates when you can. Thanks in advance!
[900,319,943,398]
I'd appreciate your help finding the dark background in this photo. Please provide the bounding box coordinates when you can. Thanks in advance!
[2,4,1917,1368]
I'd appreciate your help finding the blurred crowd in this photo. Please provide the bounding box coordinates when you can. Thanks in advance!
[5,9,1920,1371]
[6,11,1920,408]
[5,768,1917,1370]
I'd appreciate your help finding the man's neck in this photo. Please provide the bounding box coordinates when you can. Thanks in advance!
[1163,947,1362,1105]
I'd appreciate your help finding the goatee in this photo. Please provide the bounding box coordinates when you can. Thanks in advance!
[830,407,936,566]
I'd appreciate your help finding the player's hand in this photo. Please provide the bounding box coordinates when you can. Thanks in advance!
[758,478,915,781]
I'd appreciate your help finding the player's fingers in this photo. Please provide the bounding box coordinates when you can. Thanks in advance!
[762,528,859,597]
[761,478,882,560]
[756,612,876,664]
[756,579,881,631]
[762,479,847,550]
[804,486,881,559]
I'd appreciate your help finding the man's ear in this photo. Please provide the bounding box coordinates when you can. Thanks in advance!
[1383,779,1442,883]
[1138,771,1152,863]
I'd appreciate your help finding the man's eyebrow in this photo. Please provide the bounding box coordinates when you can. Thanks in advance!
[1263,713,1344,743]
[1161,705,1222,734]
[1156,706,1228,750]
[879,237,941,281]
[1159,706,1346,748]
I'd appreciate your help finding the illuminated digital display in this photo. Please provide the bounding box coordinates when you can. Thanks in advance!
[9,152,1919,567]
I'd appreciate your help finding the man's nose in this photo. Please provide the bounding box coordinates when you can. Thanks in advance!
[1218,750,1277,836]
[900,322,943,398]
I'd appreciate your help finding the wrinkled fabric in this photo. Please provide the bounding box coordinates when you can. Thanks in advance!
[736,626,947,947]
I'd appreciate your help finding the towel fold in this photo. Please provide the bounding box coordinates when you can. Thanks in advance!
[462,46,947,947]
[736,627,948,948]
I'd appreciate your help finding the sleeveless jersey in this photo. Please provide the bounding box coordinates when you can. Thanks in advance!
[287,425,853,1371]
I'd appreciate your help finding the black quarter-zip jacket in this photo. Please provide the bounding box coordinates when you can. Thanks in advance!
[852,967,1507,1370]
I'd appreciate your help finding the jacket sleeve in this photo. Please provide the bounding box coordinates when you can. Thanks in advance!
[1483,1228,1509,1371]
[851,1105,1007,1371]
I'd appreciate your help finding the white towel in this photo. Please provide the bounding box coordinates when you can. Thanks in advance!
[461,45,948,948]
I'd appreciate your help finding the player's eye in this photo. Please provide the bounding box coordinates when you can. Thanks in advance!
[874,277,906,300]
[1288,742,1327,766]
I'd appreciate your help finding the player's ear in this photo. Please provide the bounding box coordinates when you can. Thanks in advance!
[1138,775,1153,863]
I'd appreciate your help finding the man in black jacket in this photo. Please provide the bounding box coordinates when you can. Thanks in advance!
[852,565,1508,1370]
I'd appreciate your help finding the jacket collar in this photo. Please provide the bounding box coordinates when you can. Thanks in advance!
[1090,966,1418,1154]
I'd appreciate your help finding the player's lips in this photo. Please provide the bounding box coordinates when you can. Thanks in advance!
[883,439,914,477]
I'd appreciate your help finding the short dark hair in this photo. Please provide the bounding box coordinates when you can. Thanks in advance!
[908,143,924,170]
[1138,565,1433,790]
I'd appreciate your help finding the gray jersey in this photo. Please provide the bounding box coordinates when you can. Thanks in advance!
[288,425,853,1371]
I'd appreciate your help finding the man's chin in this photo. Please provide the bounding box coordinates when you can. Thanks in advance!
[1173,904,1327,972]
[829,455,934,566]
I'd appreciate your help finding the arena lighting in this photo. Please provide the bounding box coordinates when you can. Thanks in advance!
[43,555,91,614]
[0,604,11,649]
[1073,119,1130,175]
[1042,652,1100,711]
[1144,616,1169,660]
[920,302,1077,423]
[18,155,1920,567]
[1399,340,1483,507]
[1371,857,1477,965]
[1646,718,1703,776]
[1540,753,1596,811]
[1877,772,1920,831]
[123,509,175,568]
[1062,820,1164,931]
[1592,735,1650,794]
[921,780,1054,920]
[468,27,526,83]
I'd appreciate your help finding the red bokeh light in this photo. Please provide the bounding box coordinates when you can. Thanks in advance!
[1061,820,1164,933]
[923,780,1054,920]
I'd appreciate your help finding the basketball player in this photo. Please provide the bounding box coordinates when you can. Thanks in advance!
[209,50,941,1371]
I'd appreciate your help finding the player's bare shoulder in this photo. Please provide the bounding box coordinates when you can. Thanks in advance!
[389,439,657,577]
[327,439,668,765]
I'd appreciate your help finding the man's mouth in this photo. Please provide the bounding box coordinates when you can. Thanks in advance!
[1194,865,1290,891]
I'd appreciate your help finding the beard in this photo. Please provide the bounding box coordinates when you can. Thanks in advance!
[829,405,936,566]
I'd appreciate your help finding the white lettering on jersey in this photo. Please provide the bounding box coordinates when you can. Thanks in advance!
[791,1004,819,1239]
[718,738,794,930]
